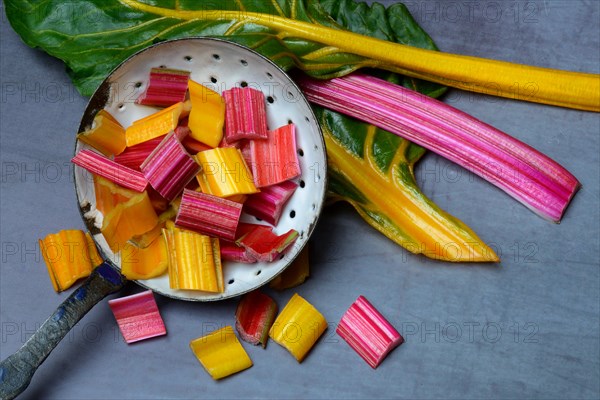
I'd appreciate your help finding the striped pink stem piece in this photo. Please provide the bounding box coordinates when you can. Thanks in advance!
[114,135,165,170]
[336,296,404,369]
[249,124,301,188]
[223,87,268,142]
[136,68,190,107]
[243,180,298,225]
[72,149,148,192]
[297,73,580,222]
[236,223,298,262]
[175,189,242,241]
[220,240,257,263]
[108,290,167,344]
[140,131,200,201]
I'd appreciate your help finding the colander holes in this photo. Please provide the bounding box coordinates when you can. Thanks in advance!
[212,54,221,61]
[228,278,235,285]
[255,270,262,276]
[159,65,166,69]
[117,103,125,111]
[267,96,274,104]
[305,116,310,122]
[255,217,262,222]
[287,91,295,99]
[210,76,218,84]
[135,81,143,88]
[299,180,305,188]
[266,72,273,79]
[311,203,316,210]
[279,254,285,260]
[287,119,293,124]
[184,55,193,62]
[240,81,248,88]
[289,210,296,218]
[240,59,248,66]
[297,148,304,157]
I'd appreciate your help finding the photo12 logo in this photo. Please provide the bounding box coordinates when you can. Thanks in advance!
[403,1,542,24]
[399,321,539,344]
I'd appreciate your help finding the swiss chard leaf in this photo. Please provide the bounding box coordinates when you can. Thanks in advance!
[5,0,441,96]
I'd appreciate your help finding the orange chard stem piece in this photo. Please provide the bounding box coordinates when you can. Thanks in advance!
[39,230,102,292]
[120,238,168,280]
[101,190,159,252]
[77,110,126,156]
[125,101,187,146]
[93,175,138,215]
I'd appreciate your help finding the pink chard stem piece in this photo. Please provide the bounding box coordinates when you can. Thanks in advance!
[175,189,242,241]
[140,131,200,201]
[114,135,165,170]
[72,149,148,192]
[249,124,301,188]
[223,87,269,142]
[136,67,191,107]
[220,240,257,263]
[298,73,581,222]
[235,290,278,348]
[243,180,298,226]
[236,223,298,262]
[108,290,167,344]
[336,296,404,369]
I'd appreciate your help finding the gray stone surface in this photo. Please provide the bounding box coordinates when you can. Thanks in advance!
[1,1,598,399]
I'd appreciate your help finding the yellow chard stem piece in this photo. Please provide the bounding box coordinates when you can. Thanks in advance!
[269,293,327,362]
[195,147,258,198]
[189,326,253,380]
[163,227,223,292]
[188,80,225,147]
[121,0,600,112]
[39,230,101,292]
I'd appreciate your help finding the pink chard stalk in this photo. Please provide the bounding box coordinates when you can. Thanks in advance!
[298,73,580,223]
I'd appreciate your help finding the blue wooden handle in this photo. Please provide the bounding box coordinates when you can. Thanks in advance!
[0,263,125,400]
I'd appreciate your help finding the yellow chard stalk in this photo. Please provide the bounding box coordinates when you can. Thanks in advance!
[121,0,599,111]
[189,326,253,380]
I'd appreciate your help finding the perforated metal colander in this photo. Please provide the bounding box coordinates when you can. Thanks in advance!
[75,38,327,301]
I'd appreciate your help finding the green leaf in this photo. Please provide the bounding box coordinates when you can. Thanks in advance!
[4,0,440,96]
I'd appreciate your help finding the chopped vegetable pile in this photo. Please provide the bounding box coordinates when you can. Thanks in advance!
[69,69,303,292]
